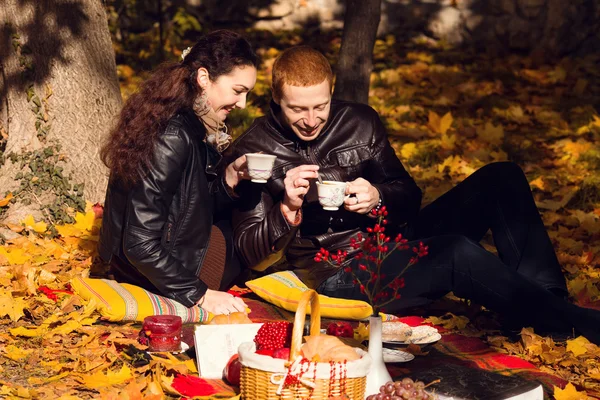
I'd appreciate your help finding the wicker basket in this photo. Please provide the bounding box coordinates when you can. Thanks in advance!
[238,289,370,399]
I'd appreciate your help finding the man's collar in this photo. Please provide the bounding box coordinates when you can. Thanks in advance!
[267,100,297,142]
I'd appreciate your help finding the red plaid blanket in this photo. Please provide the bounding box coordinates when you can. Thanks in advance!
[183,296,579,399]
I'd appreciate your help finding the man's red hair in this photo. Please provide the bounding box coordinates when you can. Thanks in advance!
[271,46,333,102]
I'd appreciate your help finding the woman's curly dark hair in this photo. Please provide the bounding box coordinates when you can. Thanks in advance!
[101,30,259,187]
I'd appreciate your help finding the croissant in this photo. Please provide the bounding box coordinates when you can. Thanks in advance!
[301,335,360,362]
[209,312,252,325]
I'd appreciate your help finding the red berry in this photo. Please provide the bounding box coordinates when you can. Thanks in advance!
[326,321,354,338]
[254,321,293,351]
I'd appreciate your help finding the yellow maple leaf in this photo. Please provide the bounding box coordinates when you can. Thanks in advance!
[73,210,96,232]
[49,320,82,336]
[425,313,469,330]
[354,322,369,342]
[40,360,63,373]
[78,365,133,389]
[529,176,546,191]
[428,111,453,135]
[21,215,47,234]
[0,247,31,265]
[477,122,504,145]
[0,193,13,207]
[2,344,34,361]
[55,224,83,238]
[407,52,433,64]
[400,143,417,160]
[9,326,47,338]
[0,291,25,322]
[553,382,589,400]
[567,336,592,357]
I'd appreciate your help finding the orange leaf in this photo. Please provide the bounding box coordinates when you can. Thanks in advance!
[0,193,13,207]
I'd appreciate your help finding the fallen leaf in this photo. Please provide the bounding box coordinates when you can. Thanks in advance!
[529,176,546,191]
[428,111,453,135]
[553,382,589,400]
[2,344,34,361]
[424,313,469,330]
[78,365,134,389]
[21,215,47,234]
[0,193,13,207]
[566,336,591,357]
[476,122,504,145]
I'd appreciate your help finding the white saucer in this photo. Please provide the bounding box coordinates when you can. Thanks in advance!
[251,179,268,183]
[148,341,190,354]
[383,348,415,363]
[383,326,441,345]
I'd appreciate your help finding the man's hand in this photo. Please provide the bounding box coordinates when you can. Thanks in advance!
[344,177,380,214]
[197,289,247,315]
[281,164,319,221]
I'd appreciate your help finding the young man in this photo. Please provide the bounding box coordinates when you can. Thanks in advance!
[228,46,600,344]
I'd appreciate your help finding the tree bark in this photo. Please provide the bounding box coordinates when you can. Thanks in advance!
[0,0,121,223]
[333,0,381,104]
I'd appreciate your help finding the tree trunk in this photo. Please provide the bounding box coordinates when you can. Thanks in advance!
[0,0,121,224]
[333,0,381,104]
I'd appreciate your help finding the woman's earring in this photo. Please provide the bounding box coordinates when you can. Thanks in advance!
[193,88,211,116]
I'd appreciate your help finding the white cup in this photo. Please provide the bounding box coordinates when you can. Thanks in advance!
[245,153,277,183]
[316,180,349,211]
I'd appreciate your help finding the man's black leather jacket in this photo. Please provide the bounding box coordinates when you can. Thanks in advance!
[98,109,237,307]
[228,100,422,289]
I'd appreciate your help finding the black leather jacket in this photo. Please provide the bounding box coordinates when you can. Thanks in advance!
[228,100,422,289]
[98,109,237,307]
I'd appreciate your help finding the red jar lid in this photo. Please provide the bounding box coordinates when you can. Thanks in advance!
[143,315,182,335]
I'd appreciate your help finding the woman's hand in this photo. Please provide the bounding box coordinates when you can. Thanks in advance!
[197,289,247,315]
[281,164,319,221]
[225,155,250,189]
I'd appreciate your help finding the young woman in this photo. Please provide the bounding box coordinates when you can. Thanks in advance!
[98,30,258,316]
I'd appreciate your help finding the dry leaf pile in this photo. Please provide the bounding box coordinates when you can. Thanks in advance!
[0,205,203,399]
[1,35,599,398]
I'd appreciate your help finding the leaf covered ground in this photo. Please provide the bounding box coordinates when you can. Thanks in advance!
[1,30,599,399]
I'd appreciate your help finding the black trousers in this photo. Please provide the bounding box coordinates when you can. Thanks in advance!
[318,162,600,343]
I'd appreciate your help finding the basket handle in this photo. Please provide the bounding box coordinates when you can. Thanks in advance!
[289,289,321,361]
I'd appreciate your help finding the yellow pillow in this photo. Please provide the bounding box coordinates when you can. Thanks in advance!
[245,271,398,321]
[71,277,209,323]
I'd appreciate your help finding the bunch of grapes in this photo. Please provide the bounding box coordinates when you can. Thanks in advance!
[365,378,435,400]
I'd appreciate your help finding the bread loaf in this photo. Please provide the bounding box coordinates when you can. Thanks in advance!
[381,321,412,342]
[209,312,252,325]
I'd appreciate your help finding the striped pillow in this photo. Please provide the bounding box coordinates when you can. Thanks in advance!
[245,271,399,321]
[70,277,209,323]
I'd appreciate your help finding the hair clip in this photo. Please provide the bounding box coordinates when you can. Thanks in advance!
[181,46,192,61]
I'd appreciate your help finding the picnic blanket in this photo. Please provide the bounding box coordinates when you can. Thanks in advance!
[183,295,578,399]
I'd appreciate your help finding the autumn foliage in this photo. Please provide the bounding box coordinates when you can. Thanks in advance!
[1,31,599,399]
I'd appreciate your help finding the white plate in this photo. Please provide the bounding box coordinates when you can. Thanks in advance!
[148,341,190,354]
[383,326,441,345]
[383,348,414,363]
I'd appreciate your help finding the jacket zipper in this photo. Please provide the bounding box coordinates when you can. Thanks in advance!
[166,223,172,243]
[304,143,317,165]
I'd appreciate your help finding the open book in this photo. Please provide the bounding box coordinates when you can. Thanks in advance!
[409,363,544,400]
